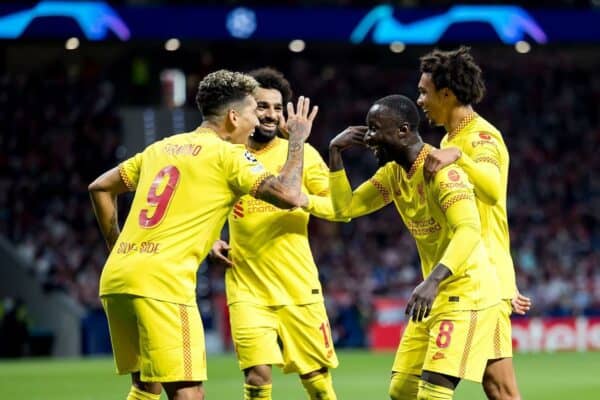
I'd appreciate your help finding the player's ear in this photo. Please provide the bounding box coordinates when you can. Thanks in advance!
[227,108,239,128]
[398,123,410,136]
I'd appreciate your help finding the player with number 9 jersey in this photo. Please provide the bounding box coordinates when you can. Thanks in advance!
[99,128,272,306]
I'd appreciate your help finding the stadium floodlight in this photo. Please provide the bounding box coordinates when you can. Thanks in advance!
[165,38,180,51]
[289,39,306,53]
[389,41,405,53]
[515,40,531,53]
[65,37,79,50]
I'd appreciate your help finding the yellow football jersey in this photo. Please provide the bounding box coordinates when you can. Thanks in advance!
[330,144,499,314]
[99,128,271,305]
[441,114,516,299]
[226,137,331,306]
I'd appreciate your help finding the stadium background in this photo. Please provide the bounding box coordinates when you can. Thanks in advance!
[0,1,599,398]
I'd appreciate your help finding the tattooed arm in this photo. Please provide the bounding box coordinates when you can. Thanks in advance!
[255,96,318,208]
[88,167,130,251]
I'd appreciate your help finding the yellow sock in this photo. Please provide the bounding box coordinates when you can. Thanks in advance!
[417,380,454,400]
[301,371,337,400]
[244,383,272,400]
[389,372,420,400]
[126,385,161,400]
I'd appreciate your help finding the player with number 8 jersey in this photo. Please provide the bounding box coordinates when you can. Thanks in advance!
[89,70,319,400]
[328,95,500,400]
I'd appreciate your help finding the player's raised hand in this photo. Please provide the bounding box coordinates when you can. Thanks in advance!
[278,112,289,139]
[208,239,232,267]
[329,126,368,151]
[285,96,319,143]
[511,290,532,315]
[424,147,461,176]
[405,279,440,322]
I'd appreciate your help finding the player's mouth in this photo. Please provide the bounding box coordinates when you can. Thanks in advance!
[260,122,277,131]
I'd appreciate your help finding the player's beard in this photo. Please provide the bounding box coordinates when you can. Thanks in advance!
[251,117,278,143]
[371,145,391,167]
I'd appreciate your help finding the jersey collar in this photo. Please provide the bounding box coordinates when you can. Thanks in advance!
[247,137,281,155]
[407,144,433,179]
[447,112,478,141]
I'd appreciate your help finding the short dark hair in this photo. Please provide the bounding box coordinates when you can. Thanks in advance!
[374,94,420,130]
[420,46,485,105]
[248,67,293,104]
[195,70,258,118]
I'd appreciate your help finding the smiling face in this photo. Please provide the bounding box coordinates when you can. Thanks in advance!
[364,104,402,166]
[417,72,448,127]
[252,87,283,142]
[229,95,259,145]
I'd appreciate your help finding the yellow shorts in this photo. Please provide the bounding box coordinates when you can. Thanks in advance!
[229,302,339,375]
[491,299,513,359]
[101,294,206,382]
[392,304,499,383]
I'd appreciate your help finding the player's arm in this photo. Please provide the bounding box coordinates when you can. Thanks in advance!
[254,97,318,209]
[406,169,482,322]
[437,176,482,277]
[424,140,502,205]
[301,145,350,221]
[326,125,390,219]
[329,170,390,219]
[88,166,130,251]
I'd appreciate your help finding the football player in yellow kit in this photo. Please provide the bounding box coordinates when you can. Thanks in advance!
[417,46,531,400]
[89,70,318,400]
[328,94,500,400]
[210,68,342,400]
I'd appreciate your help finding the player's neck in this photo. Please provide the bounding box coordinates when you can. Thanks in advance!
[199,121,227,140]
[247,136,275,151]
[396,141,425,172]
[445,105,475,134]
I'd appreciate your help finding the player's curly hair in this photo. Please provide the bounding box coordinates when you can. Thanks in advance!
[195,70,258,118]
[419,46,486,105]
[375,94,420,131]
[248,67,293,104]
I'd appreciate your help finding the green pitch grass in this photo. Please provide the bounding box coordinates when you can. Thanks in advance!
[0,351,598,399]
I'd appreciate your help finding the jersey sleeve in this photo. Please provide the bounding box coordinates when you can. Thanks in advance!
[432,166,481,275]
[304,144,331,196]
[329,165,392,220]
[223,145,272,197]
[301,144,349,220]
[455,131,503,205]
[118,152,143,191]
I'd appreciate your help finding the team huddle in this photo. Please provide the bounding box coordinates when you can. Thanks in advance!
[89,47,532,400]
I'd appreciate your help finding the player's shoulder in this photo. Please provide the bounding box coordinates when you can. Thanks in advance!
[466,116,503,141]
[432,164,472,191]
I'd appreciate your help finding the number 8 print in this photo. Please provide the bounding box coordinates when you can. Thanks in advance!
[139,165,181,228]
[435,320,454,349]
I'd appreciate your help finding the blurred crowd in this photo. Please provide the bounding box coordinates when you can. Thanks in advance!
[0,60,121,308]
[1,46,599,348]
